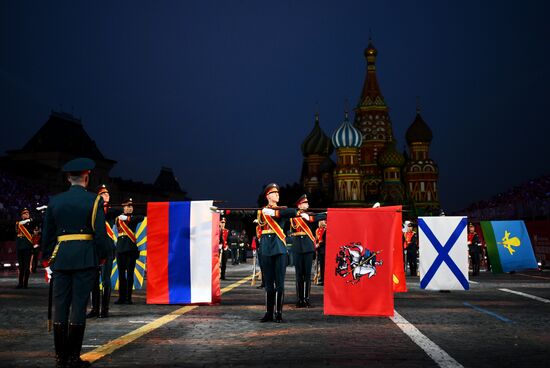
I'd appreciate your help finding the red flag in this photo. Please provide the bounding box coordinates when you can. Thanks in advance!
[324,206,401,317]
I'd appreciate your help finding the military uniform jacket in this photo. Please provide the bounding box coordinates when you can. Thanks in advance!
[257,208,298,257]
[41,185,110,271]
[15,220,34,251]
[104,207,119,257]
[290,212,327,254]
[115,215,144,254]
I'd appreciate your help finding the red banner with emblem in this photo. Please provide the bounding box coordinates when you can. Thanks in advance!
[324,206,401,317]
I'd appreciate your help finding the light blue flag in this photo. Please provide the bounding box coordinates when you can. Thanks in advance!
[482,220,537,272]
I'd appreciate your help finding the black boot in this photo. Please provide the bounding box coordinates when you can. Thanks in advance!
[275,291,284,323]
[100,289,110,318]
[260,291,275,322]
[23,268,30,288]
[304,280,312,308]
[295,280,304,308]
[66,324,90,368]
[53,322,67,368]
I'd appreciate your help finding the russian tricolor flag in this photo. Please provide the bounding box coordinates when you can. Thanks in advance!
[146,201,220,304]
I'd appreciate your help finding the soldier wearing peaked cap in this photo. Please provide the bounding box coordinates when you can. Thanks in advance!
[404,222,418,276]
[15,207,33,289]
[41,157,110,368]
[256,183,299,323]
[114,197,144,305]
[219,217,229,280]
[468,222,481,276]
[87,184,117,319]
[290,194,326,308]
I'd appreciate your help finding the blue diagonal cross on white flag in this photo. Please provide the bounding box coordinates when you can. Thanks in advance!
[418,216,469,291]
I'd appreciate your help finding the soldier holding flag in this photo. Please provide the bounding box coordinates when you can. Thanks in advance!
[15,207,33,289]
[87,184,117,318]
[256,183,300,323]
[115,198,144,305]
[290,194,326,308]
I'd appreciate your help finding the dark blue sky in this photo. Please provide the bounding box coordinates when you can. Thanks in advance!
[1,1,549,211]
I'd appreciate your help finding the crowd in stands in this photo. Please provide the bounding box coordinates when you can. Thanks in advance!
[462,175,550,221]
[0,169,50,240]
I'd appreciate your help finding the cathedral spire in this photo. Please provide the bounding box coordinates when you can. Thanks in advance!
[357,38,387,110]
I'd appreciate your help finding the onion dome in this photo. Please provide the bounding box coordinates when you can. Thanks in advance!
[301,113,334,156]
[378,140,405,168]
[319,156,336,173]
[406,110,433,144]
[331,112,363,149]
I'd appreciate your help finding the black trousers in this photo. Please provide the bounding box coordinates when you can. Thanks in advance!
[16,248,32,287]
[318,249,325,282]
[220,249,228,278]
[53,268,96,324]
[470,249,480,275]
[294,252,314,285]
[407,247,418,276]
[90,255,114,310]
[117,251,137,301]
[261,253,286,293]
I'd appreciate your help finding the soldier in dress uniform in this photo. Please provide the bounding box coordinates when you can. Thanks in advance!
[290,194,326,308]
[87,184,117,318]
[114,198,144,305]
[468,222,481,276]
[256,183,300,323]
[219,217,229,280]
[41,157,110,368]
[315,219,327,286]
[404,222,418,276]
[229,229,239,265]
[15,208,33,288]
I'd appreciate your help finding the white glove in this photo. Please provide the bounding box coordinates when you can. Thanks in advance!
[262,208,275,216]
[45,266,52,282]
[372,202,381,208]
[36,205,48,211]
[19,219,31,225]
[300,212,310,221]
[33,244,40,248]
[118,214,128,221]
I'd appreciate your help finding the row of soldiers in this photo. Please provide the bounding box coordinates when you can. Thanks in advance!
[216,183,328,323]
[13,158,144,368]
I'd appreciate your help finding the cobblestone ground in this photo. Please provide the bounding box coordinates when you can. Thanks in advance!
[1,264,549,367]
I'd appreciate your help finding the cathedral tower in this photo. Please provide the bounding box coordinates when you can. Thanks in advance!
[300,112,333,197]
[353,39,394,204]
[405,107,440,215]
[331,111,364,206]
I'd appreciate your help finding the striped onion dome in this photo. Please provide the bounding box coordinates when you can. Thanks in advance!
[331,112,363,149]
[301,113,334,156]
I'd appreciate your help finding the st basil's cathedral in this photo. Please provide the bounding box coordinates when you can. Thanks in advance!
[300,39,440,216]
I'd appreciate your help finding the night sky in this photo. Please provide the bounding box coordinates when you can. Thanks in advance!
[1,1,549,211]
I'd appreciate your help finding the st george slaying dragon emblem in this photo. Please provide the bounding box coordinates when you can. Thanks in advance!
[335,243,383,284]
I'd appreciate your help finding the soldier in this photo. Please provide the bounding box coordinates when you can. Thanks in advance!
[290,194,326,308]
[30,225,42,273]
[41,157,109,368]
[219,217,229,280]
[239,229,248,263]
[114,198,144,305]
[87,184,117,318]
[257,183,299,323]
[468,222,481,276]
[15,208,33,289]
[404,222,418,276]
[315,219,327,286]
[229,229,239,265]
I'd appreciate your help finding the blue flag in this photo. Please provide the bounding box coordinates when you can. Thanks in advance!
[481,220,537,273]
